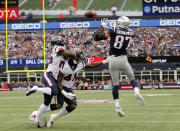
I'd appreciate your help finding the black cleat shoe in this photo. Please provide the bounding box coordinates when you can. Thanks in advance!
[26,86,38,96]
[37,122,41,128]
[26,90,36,96]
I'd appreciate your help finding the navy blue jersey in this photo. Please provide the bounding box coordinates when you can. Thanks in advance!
[108,27,134,56]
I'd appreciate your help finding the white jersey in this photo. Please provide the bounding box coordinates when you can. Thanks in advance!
[60,59,85,88]
[46,45,65,80]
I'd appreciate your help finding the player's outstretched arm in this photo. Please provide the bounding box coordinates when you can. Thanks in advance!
[57,71,75,100]
[57,49,75,57]
[62,49,75,57]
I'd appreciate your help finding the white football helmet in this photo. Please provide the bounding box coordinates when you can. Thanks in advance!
[116,16,130,29]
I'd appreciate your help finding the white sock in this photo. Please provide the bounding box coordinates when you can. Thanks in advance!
[114,99,120,107]
[36,87,52,95]
[53,108,69,121]
[134,87,140,94]
[36,103,48,121]
[44,105,51,112]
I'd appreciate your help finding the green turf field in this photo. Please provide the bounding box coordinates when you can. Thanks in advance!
[19,0,142,11]
[1,89,180,131]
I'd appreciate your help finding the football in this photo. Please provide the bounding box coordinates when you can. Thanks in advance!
[29,111,38,121]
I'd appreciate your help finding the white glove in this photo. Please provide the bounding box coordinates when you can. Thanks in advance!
[101,18,108,28]
[102,56,109,64]
[61,90,76,100]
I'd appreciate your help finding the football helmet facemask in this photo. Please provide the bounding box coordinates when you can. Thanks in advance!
[71,49,86,65]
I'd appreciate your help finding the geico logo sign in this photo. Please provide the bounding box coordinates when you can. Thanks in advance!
[144,0,178,3]
[109,21,140,27]
[60,22,90,28]
[130,21,140,27]
[152,6,180,13]
[12,23,41,30]
[160,19,180,26]
[152,59,167,63]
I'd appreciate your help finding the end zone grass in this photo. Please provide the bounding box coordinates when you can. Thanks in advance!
[1,89,180,131]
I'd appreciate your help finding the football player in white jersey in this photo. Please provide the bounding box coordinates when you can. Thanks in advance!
[26,36,76,128]
[94,17,146,117]
[46,49,108,128]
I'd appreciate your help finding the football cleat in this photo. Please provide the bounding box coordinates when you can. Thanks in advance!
[32,118,41,128]
[29,111,41,128]
[47,114,57,128]
[115,106,125,117]
[26,86,39,96]
[135,93,146,105]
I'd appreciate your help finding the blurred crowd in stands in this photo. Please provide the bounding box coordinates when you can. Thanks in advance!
[0,27,179,59]
[1,78,180,90]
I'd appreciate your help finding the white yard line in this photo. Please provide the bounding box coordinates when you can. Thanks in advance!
[51,0,62,10]
[1,112,180,116]
[1,104,180,106]
[85,0,94,10]
[1,120,180,123]
[120,0,127,11]
[0,96,40,100]
[1,108,180,110]
[19,0,28,7]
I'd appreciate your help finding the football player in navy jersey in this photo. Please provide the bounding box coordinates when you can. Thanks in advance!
[46,49,109,128]
[94,16,146,117]
[26,36,77,128]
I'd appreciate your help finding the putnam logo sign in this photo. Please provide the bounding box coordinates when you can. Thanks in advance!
[143,0,180,16]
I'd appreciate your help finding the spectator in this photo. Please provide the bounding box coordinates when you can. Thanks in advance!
[79,80,84,90]
[1,81,4,88]
[4,81,8,88]
[0,27,179,59]
[84,81,88,90]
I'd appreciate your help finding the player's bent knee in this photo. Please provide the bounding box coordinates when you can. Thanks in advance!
[51,87,58,95]
[56,104,62,110]
[70,104,77,109]
[66,104,77,113]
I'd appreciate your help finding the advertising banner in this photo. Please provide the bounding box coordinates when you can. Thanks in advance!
[0,57,105,66]
[128,56,180,64]
[0,56,180,66]
[0,7,19,20]
[88,57,105,63]
[143,0,180,16]
[0,19,180,31]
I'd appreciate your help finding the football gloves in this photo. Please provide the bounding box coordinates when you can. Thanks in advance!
[102,56,109,64]
[61,90,76,100]
[101,18,108,28]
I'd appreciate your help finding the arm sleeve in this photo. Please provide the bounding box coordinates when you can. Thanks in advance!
[108,28,115,37]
